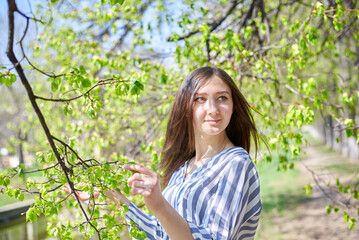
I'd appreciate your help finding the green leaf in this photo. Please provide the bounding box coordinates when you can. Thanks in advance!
[78,224,85,233]
[130,227,141,238]
[303,183,312,196]
[315,2,324,16]
[139,231,147,239]
[5,187,14,197]
[63,105,73,116]
[326,204,332,214]
[17,163,25,178]
[115,83,129,96]
[169,33,180,42]
[18,193,25,201]
[308,27,318,45]
[14,189,21,199]
[4,176,10,186]
[87,106,97,119]
[333,18,343,32]
[81,78,92,88]
[51,81,59,92]
[130,81,144,95]
[334,206,339,212]
[349,218,356,229]
[353,190,359,200]
[40,186,48,195]
[346,129,355,138]
[47,152,55,163]
[26,207,38,222]
[79,65,86,75]
[134,80,144,90]
[321,90,328,102]
[36,152,45,163]
[343,211,349,222]
[243,26,253,40]
[4,73,16,87]
[69,137,76,148]
[110,0,125,6]
[123,185,130,195]
[344,118,355,127]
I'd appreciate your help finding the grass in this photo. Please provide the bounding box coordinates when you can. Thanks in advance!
[0,171,39,207]
[0,193,34,207]
[257,158,308,215]
[254,157,309,240]
[323,162,359,175]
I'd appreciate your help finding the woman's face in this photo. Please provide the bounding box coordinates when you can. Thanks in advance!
[192,75,233,138]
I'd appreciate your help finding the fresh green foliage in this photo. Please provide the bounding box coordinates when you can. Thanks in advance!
[1,0,358,238]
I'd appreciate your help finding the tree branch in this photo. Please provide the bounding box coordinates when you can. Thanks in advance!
[34,78,129,102]
[6,1,100,238]
[167,0,241,41]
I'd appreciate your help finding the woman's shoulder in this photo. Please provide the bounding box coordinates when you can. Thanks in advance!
[220,146,252,162]
[215,146,256,173]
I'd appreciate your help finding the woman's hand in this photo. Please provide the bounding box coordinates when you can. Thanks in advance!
[63,182,130,206]
[123,164,165,213]
[62,182,99,202]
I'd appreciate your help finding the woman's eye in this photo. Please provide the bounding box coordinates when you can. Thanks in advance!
[194,97,205,102]
[218,96,228,101]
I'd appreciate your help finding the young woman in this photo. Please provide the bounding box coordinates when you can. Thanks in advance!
[67,66,262,239]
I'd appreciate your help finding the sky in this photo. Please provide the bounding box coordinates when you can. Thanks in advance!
[0,0,185,68]
[0,0,39,66]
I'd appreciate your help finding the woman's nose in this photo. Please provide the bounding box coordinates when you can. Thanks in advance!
[207,99,219,114]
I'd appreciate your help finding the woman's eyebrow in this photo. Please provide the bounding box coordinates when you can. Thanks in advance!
[195,90,230,95]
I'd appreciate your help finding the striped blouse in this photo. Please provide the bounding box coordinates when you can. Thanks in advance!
[125,146,261,240]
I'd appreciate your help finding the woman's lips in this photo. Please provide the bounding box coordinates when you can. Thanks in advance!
[205,119,220,123]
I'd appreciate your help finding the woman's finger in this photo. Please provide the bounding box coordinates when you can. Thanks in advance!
[128,173,153,186]
[63,182,72,194]
[123,164,154,176]
[128,172,145,182]
[131,181,153,189]
[130,187,151,196]
[62,182,94,201]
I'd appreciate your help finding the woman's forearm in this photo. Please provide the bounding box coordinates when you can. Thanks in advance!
[153,198,194,240]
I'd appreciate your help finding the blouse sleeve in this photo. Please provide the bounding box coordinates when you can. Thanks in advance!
[186,155,262,240]
[125,202,165,240]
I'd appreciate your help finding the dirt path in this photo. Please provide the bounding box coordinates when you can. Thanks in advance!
[258,144,359,240]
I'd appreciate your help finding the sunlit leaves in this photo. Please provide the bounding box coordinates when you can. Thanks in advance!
[1,0,358,238]
[307,27,318,45]
[17,163,25,178]
[130,226,147,239]
[0,71,16,87]
[313,2,325,18]
[326,204,332,214]
[26,207,38,222]
[242,26,253,40]
[130,80,144,95]
[109,0,125,6]
[303,183,313,196]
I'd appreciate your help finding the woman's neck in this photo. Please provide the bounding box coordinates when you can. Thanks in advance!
[193,132,233,163]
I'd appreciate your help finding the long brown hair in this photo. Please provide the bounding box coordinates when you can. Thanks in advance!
[160,67,260,187]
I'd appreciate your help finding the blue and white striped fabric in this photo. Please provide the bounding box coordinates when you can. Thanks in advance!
[125,147,261,240]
